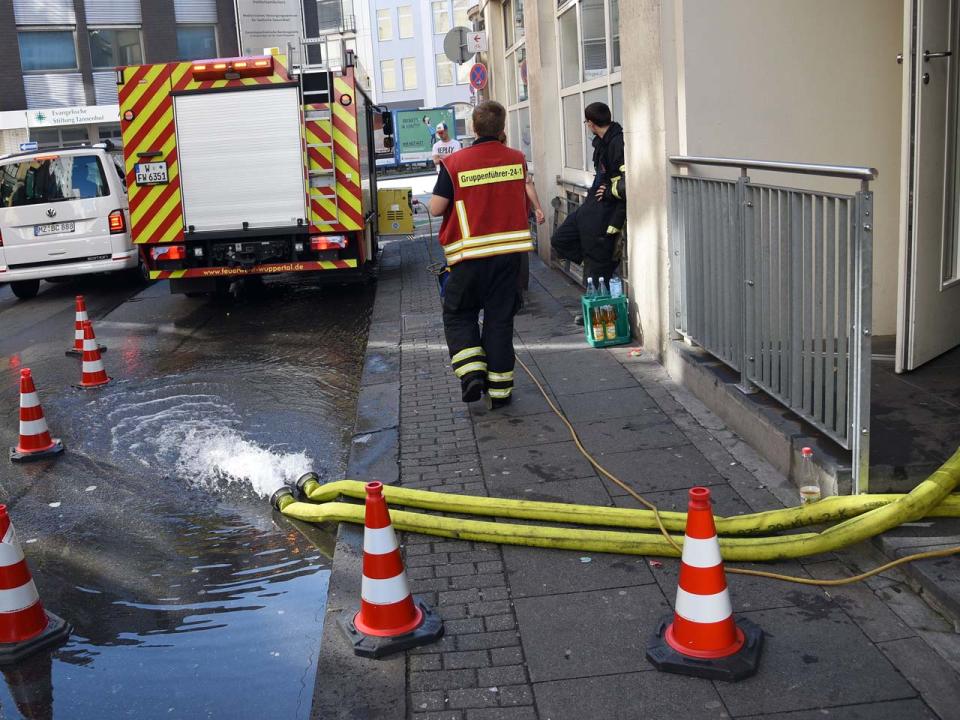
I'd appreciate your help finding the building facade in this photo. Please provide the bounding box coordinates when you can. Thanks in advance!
[363,0,473,112]
[476,0,960,489]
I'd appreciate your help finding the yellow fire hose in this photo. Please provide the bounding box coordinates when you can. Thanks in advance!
[276,352,960,586]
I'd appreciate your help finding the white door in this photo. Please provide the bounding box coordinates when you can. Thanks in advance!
[174,86,307,233]
[897,0,960,371]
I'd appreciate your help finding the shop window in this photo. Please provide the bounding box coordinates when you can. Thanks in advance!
[89,28,142,69]
[503,0,514,49]
[176,25,217,60]
[18,30,78,72]
[581,0,606,80]
[562,94,583,170]
[558,8,578,88]
[398,6,414,39]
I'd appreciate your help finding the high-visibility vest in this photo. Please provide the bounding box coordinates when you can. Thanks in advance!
[438,141,534,266]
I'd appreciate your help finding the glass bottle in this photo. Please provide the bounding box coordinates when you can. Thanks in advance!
[609,273,623,299]
[585,278,597,297]
[604,305,618,340]
[598,276,609,296]
[591,306,605,342]
[798,447,821,504]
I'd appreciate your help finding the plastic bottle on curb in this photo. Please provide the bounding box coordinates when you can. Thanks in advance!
[586,278,597,297]
[609,273,623,299]
[598,277,610,296]
[799,447,821,504]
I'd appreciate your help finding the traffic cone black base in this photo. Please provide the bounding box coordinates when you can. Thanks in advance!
[646,614,764,682]
[65,346,106,358]
[339,598,443,659]
[0,610,71,665]
[9,440,64,464]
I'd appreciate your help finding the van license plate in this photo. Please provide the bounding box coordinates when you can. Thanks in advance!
[34,221,75,236]
[135,162,168,185]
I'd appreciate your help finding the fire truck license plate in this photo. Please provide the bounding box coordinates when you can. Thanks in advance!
[135,162,168,185]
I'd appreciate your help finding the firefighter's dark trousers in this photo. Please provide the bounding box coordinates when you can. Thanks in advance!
[443,253,522,401]
[551,196,619,285]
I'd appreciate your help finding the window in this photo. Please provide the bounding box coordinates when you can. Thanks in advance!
[556,0,622,175]
[562,94,583,170]
[397,5,414,38]
[317,0,344,32]
[503,0,514,49]
[456,62,470,85]
[432,1,450,34]
[402,57,417,90]
[514,0,526,42]
[29,127,88,150]
[380,59,397,92]
[581,0,606,80]
[558,8,578,88]
[18,31,77,72]
[176,25,216,60]
[453,0,470,27]
[0,155,108,208]
[515,47,528,102]
[610,0,620,68]
[377,9,393,41]
[89,28,142,69]
[436,53,454,86]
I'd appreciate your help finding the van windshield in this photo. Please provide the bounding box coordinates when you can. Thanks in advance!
[0,155,108,207]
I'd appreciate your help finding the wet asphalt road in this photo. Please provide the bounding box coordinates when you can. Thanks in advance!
[0,272,374,719]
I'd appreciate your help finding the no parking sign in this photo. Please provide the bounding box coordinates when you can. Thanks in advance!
[469,63,488,91]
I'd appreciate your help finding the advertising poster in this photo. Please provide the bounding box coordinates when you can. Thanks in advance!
[373,112,397,167]
[394,108,456,164]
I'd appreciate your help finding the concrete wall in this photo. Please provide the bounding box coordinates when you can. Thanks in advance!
[669,0,904,335]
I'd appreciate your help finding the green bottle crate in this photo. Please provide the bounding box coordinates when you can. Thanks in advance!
[582,295,631,348]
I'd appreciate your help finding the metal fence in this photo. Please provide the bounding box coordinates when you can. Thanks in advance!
[669,157,875,493]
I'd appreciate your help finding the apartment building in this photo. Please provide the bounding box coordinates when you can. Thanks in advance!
[365,0,473,110]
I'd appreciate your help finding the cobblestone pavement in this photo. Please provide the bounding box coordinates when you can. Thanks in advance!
[314,233,960,720]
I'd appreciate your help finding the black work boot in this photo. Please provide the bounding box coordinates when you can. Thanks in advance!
[485,394,512,411]
[461,372,486,403]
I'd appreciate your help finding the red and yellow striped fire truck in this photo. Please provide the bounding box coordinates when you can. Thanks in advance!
[118,45,384,294]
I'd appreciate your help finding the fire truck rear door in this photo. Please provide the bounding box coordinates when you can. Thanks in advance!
[174,86,306,233]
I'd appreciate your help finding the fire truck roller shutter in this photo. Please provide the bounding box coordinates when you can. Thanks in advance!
[173,86,307,233]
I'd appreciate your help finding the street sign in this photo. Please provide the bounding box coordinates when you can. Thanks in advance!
[469,63,488,91]
[466,31,488,53]
[443,26,474,64]
[18,141,38,152]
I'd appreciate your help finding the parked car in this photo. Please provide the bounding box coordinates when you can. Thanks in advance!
[0,143,142,300]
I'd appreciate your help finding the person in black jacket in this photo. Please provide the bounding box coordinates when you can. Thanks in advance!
[551,102,626,321]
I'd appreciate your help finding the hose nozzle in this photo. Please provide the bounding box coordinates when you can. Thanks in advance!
[296,472,322,499]
[270,485,296,512]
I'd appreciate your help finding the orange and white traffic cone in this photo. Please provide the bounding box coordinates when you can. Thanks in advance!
[9,370,64,463]
[76,321,110,389]
[339,481,443,658]
[65,296,105,357]
[647,486,763,681]
[0,505,71,663]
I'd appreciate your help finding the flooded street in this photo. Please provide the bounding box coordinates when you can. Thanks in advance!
[0,273,373,719]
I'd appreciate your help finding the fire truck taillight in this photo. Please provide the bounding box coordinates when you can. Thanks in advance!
[151,245,186,261]
[191,56,274,80]
[108,209,126,234]
[310,235,347,251]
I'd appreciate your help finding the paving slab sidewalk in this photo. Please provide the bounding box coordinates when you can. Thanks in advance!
[313,234,960,720]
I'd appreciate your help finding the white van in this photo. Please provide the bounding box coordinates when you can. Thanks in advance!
[0,144,139,300]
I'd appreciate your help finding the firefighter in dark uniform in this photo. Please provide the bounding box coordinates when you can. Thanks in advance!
[429,101,535,410]
[551,102,626,319]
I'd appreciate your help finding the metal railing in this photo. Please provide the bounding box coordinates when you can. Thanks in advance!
[669,156,876,493]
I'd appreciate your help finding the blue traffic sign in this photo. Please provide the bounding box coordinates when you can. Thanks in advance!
[19,141,38,152]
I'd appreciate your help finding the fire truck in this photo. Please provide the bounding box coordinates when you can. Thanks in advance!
[117,40,388,295]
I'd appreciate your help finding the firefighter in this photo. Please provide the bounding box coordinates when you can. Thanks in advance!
[429,101,535,410]
[551,102,626,323]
